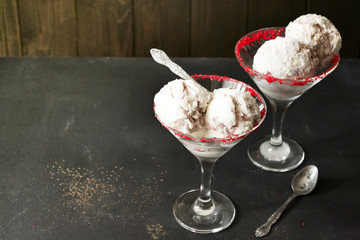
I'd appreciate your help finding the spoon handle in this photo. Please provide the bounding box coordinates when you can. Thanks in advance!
[255,193,298,238]
[150,48,194,81]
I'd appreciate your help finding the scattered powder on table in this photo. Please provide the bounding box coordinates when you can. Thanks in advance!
[146,224,168,240]
[273,224,286,236]
[46,158,168,229]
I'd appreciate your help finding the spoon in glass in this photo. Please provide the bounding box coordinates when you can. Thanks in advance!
[150,48,195,81]
[255,165,319,238]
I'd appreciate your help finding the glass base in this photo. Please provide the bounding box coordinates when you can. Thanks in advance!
[248,136,304,172]
[173,189,235,234]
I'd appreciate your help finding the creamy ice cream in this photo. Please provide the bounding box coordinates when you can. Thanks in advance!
[286,14,342,67]
[192,88,260,138]
[253,14,341,79]
[253,37,319,79]
[154,79,260,138]
[154,79,211,134]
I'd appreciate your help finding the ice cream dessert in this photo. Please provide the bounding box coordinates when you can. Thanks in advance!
[153,79,211,134]
[286,14,342,67]
[196,88,260,138]
[253,37,319,79]
[234,14,341,171]
[154,75,267,234]
[253,13,341,79]
[154,79,260,139]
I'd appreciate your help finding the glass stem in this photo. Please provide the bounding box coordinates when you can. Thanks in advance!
[195,158,217,210]
[269,100,292,146]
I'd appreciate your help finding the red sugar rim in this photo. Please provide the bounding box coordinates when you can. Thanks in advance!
[234,27,340,86]
[154,74,267,143]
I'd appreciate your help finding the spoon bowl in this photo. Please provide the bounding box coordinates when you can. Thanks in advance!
[292,165,318,195]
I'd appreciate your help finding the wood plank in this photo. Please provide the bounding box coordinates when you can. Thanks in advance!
[52,0,77,56]
[308,0,360,58]
[0,0,22,56]
[0,1,6,56]
[190,0,248,57]
[18,0,76,56]
[247,0,306,31]
[134,0,190,57]
[76,0,133,57]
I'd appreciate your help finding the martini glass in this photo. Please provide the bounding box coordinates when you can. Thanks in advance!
[154,75,267,234]
[235,27,340,172]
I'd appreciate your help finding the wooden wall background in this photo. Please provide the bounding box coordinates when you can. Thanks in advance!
[1,0,359,58]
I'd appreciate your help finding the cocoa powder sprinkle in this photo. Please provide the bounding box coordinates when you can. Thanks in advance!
[46,157,168,231]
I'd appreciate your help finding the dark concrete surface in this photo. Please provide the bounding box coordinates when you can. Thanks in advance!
[0,57,359,239]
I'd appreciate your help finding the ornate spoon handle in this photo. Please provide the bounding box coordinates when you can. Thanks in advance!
[255,193,298,238]
[150,48,194,81]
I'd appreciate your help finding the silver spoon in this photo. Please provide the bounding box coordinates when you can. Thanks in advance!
[255,165,319,238]
[150,48,195,81]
